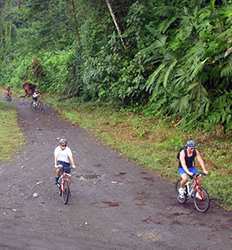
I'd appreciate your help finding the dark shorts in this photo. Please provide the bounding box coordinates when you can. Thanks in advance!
[57,161,71,174]
[178,166,198,175]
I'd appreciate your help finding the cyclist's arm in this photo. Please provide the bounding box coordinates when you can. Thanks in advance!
[67,149,76,168]
[179,150,193,176]
[54,149,59,168]
[196,150,208,174]
[69,155,76,168]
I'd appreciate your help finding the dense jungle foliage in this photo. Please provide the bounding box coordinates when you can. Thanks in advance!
[0,0,232,132]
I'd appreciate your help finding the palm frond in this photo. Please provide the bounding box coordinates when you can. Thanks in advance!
[220,63,232,77]
[145,63,166,92]
[163,59,177,88]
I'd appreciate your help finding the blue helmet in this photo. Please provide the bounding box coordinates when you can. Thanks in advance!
[186,140,196,148]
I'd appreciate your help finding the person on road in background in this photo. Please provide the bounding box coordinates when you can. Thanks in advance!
[22,81,37,97]
[54,138,76,185]
[32,88,40,104]
[4,86,12,101]
[178,140,208,198]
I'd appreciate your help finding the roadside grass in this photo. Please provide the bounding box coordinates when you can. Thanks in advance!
[48,97,232,209]
[0,101,24,161]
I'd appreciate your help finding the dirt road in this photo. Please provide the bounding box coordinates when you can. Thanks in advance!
[0,99,231,250]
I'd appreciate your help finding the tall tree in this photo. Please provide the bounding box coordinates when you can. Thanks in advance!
[105,0,126,49]
[68,0,81,44]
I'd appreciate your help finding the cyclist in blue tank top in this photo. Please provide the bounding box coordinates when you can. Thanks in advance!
[178,140,208,198]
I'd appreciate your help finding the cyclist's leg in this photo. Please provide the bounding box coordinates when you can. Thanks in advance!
[178,167,188,186]
[55,161,65,184]
[177,168,188,198]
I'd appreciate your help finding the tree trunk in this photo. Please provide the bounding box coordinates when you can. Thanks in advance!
[105,0,126,49]
[68,0,81,45]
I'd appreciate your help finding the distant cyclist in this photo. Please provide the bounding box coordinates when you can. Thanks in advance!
[177,140,208,198]
[22,81,37,97]
[32,88,40,104]
[4,86,12,101]
[54,138,76,185]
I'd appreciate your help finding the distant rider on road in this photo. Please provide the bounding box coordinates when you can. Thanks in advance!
[32,88,40,104]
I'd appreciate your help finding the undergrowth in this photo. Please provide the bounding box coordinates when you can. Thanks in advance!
[0,101,24,161]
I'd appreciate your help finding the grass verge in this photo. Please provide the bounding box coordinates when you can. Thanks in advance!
[0,101,24,161]
[47,97,232,209]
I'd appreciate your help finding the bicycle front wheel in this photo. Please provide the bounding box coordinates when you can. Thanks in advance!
[62,181,70,205]
[193,187,210,213]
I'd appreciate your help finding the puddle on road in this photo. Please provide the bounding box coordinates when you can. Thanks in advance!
[142,216,163,225]
[93,163,102,168]
[76,174,101,180]
[137,229,161,242]
[135,201,146,206]
[101,201,120,207]
[134,191,148,207]
[114,172,127,177]
[142,176,154,182]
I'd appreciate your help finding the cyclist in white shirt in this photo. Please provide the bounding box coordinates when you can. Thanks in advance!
[54,138,76,185]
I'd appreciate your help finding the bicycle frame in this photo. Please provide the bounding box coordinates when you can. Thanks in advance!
[185,174,201,196]
[176,171,210,212]
[31,100,44,112]
[60,172,71,192]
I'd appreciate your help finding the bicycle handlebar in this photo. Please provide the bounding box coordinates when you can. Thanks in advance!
[188,172,207,179]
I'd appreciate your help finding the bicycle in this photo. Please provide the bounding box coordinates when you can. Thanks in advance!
[31,99,44,112]
[175,172,210,213]
[4,95,12,102]
[57,165,72,205]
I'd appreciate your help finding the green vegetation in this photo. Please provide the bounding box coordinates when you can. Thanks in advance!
[1,0,232,132]
[0,102,24,161]
[0,1,232,207]
[49,97,232,209]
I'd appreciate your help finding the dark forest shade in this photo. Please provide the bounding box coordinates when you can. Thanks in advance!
[0,0,231,131]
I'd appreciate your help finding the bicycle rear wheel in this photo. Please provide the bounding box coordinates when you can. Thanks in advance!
[175,179,187,204]
[193,187,210,213]
[62,181,70,205]
[31,101,36,111]
[37,101,44,112]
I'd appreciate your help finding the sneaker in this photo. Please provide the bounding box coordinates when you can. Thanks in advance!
[178,187,185,199]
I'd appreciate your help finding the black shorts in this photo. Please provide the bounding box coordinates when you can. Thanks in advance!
[57,161,71,174]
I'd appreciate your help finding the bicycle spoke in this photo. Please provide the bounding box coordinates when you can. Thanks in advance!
[193,188,210,213]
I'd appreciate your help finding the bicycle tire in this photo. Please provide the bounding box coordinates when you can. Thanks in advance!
[5,96,12,102]
[37,101,44,112]
[31,101,36,111]
[59,185,62,196]
[193,187,210,213]
[175,179,187,204]
[62,181,70,205]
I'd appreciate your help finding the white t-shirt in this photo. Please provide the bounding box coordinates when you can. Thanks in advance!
[54,146,72,163]
[33,92,39,98]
